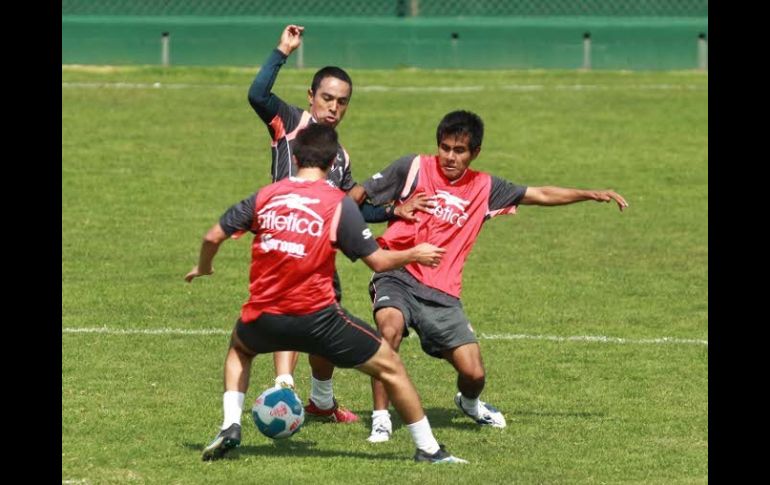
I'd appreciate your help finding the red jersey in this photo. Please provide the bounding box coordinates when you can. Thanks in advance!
[241,178,346,321]
[377,155,517,298]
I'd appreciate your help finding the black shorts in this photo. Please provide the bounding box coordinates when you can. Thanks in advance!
[369,274,477,358]
[235,303,381,368]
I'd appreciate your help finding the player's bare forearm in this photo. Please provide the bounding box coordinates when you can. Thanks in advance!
[185,224,228,282]
[522,186,628,211]
[347,184,367,204]
[362,244,445,273]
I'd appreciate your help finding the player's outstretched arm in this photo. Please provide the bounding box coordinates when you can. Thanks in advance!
[185,223,229,282]
[276,24,304,57]
[361,244,445,273]
[521,186,628,211]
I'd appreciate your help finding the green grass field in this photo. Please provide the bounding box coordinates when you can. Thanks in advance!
[62,65,707,484]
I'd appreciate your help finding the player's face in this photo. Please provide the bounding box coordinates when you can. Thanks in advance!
[308,77,351,128]
[437,134,480,181]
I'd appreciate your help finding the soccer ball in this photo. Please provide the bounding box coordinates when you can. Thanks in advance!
[251,387,305,439]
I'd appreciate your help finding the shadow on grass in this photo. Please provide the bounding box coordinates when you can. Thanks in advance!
[348,406,483,432]
[184,438,404,461]
[511,410,607,418]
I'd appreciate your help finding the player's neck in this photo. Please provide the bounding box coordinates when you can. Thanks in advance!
[294,167,327,182]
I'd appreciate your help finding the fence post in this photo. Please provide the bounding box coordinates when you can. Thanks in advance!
[697,33,708,71]
[410,0,420,17]
[161,32,170,67]
[582,32,591,70]
[450,32,459,69]
[297,41,305,69]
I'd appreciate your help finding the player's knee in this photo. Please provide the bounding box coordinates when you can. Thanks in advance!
[461,368,486,386]
[375,308,405,344]
[370,342,405,380]
[375,307,404,327]
[380,324,404,347]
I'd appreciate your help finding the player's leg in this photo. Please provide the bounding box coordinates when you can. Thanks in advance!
[310,303,465,463]
[357,341,467,463]
[203,322,259,461]
[367,275,416,441]
[273,351,299,388]
[442,343,506,428]
[368,307,406,441]
[304,353,359,422]
[303,270,358,422]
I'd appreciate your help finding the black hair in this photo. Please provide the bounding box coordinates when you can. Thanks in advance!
[311,66,353,97]
[436,110,484,152]
[293,124,338,170]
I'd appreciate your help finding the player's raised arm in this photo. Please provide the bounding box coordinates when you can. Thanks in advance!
[247,25,305,124]
[521,186,628,212]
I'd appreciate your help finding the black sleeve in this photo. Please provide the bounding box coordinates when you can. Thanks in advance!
[488,176,528,212]
[247,49,290,125]
[218,193,258,236]
[359,201,395,223]
[340,156,356,192]
[362,154,418,205]
[336,197,380,261]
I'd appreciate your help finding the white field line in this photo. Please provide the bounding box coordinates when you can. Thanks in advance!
[62,326,707,346]
[61,82,705,92]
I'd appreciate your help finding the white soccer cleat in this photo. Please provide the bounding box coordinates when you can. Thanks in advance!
[454,392,507,428]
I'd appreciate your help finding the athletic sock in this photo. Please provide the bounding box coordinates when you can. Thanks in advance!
[310,376,334,410]
[222,391,245,429]
[274,373,295,389]
[406,416,440,455]
[460,394,480,416]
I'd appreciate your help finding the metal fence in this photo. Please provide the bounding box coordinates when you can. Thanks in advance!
[62,0,708,17]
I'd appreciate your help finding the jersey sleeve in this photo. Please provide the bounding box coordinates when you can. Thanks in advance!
[338,148,356,192]
[487,176,528,218]
[362,154,418,205]
[218,193,258,237]
[335,197,380,261]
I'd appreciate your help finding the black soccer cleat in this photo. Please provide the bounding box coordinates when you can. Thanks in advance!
[413,444,469,464]
[202,423,241,461]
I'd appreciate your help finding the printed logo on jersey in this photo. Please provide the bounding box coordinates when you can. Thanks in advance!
[257,193,324,237]
[362,228,373,239]
[259,234,307,258]
[431,190,470,227]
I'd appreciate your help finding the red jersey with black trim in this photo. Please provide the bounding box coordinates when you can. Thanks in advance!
[241,178,346,321]
[377,155,516,298]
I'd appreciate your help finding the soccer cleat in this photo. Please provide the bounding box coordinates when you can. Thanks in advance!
[367,416,392,443]
[201,423,241,461]
[304,398,359,423]
[414,444,469,464]
[454,392,507,428]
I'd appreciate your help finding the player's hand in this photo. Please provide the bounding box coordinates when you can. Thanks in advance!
[593,190,629,211]
[185,266,213,283]
[412,243,446,268]
[394,192,437,222]
[277,25,304,56]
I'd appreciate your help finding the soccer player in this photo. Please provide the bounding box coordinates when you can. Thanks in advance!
[247,24,433,423]
[187,124,466,464]
[358,110,629,442]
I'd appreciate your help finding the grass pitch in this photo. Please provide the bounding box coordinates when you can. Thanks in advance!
[62,65,707,484]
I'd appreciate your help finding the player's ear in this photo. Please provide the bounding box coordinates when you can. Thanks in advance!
[470,146,481,161]
[307,89,315,105]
